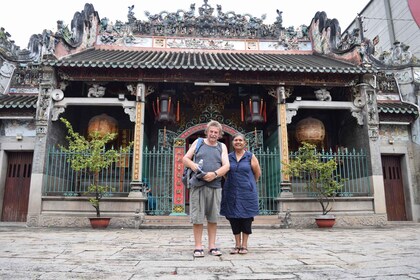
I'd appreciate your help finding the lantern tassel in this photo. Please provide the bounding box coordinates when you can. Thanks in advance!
[240,101,244,122]
[176,101,180,122]
[263,101,267,122]
[152,101,157,117]
[168,97,171,113]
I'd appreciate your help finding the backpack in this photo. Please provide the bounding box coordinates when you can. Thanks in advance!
[182,138,222,188]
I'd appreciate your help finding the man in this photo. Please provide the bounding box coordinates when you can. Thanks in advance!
[182,120,230,257]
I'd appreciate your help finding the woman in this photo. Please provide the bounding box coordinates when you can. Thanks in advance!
[220,133,261,254]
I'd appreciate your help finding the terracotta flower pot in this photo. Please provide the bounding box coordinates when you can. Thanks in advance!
[315,214,336,228]
[89,217,111,229]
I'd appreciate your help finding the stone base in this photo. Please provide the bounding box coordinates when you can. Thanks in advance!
[26,195,147,228]
[36,214,145,228]
[287,213,387,228]
[276,196,387,228]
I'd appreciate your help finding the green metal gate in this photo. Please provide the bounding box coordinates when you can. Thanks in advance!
[44,146,133,195]
[142,146,282,215]
[254,148,281,214]
[142,146,174,215]
[44,145,369,215]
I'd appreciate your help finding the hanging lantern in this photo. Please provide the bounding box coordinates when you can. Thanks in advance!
[246,94,265,124]
[153,91,176,123]
[295,117,325,146]
[87,113,119,138]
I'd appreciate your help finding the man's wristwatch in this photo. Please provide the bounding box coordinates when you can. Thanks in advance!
[214,171,218,178]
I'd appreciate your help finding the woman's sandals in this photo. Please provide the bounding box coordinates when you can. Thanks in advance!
[230,247,248,254]
[230,247,240,254]
[239,247,248,254]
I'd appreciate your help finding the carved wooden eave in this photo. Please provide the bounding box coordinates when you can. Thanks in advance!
[375,71,420,124]
[55,66,360,87]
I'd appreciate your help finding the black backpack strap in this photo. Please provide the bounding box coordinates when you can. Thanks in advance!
[195,137,204,154]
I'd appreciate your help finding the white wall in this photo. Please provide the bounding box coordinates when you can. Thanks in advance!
[347,0,420,58]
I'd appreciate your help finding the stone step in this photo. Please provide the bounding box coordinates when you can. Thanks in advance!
[140,215,282,229]
[386,221,420,227]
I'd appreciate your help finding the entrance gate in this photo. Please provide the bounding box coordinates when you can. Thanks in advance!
[172,123,239,215]
[142,122,280,216]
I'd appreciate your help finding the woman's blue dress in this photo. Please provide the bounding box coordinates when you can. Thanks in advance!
[220,151,259,218]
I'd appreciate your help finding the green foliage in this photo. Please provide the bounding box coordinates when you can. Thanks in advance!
[283,142,344,215]
[60,118,132,217]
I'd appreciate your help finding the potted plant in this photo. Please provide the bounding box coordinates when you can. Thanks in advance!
[283,142,344,228]
[60,118,131,228]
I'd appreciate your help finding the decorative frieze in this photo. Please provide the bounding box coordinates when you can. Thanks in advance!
[97,1,311,51]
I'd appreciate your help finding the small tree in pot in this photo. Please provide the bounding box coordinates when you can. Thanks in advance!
[60,118,131,228]
[283,142,344,227]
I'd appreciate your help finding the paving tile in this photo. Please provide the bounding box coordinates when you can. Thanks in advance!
[0,224,419,279]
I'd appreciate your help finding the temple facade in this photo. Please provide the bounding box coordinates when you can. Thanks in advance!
[0,1,418,227]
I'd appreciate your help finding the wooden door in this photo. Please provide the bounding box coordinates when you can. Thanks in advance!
[1,152,33,222]
[381,155,407,221]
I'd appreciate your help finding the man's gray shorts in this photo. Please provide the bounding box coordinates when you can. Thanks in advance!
[189,186,221,224]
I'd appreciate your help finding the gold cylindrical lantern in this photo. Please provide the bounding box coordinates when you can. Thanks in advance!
[295,117,325,145]
[87,113,119,138]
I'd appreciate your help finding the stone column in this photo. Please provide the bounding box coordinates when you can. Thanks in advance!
[277,86,293,197]
[26,71,54,226]
[361,76,387,217]
[129,83,146,198]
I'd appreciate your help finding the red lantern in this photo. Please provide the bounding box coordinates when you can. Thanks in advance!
[154,91,175,123]
[246,94,265,124]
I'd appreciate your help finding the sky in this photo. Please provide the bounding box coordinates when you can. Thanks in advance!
[2,0,370,49]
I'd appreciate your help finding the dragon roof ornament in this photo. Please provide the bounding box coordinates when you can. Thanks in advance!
[102,0,293,40]
[371,41,419,67]
[309,12,419,67]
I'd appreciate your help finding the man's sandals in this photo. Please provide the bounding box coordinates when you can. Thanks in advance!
[208,248,222,256]
[193,249,204,258]
[194,248,222,257]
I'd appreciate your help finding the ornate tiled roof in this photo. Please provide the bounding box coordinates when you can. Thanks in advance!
[378,101,419,116]
[0,95,37,109]
[44,49,373,74]
[378,101,419,123]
